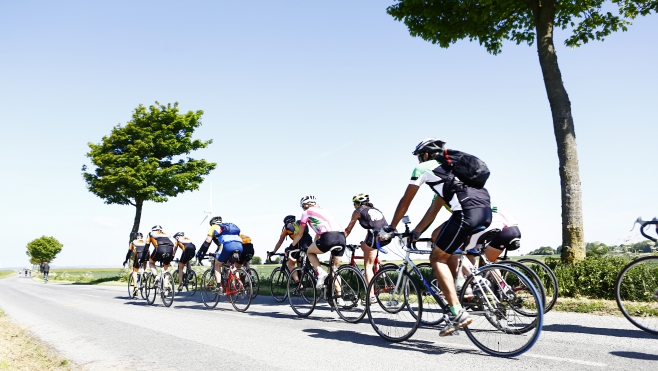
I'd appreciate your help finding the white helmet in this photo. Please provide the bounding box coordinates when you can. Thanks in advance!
[151,225,163,232]
[300,195,317,207]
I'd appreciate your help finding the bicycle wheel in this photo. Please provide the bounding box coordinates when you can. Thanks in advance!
[200,270,219,309]
[287,268,317,317]
[498,260,547,315]
[518,258,558,313]
[139,272,149,300]
[160,272,175,307]
[128,273,138,298]
[367,267,422,342]
[144,274,157,305]
[248,268,260,299]
[459,264,543,357]
[333,265,367,323]
[270,267,289,302]
[614,256,658,335]
[228,268,253,312]
[407,263,446,326]
[186,270,198,296]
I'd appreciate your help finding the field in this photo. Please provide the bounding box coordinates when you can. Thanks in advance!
[0,271,16,280]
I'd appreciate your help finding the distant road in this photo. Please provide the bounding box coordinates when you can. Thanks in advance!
[0,276,656,370]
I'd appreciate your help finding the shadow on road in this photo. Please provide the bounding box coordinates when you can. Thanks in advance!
[609,351,658,361]
[543,324,656,339]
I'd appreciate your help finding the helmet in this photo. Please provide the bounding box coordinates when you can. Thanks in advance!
[352,193,369,204]
[412,137,446,155]
[209,216,222,225]
[134,232,143,240]
[299,195,317,207]
[173,232,184,239]
[151,225,163,232]
[283,215,296,224]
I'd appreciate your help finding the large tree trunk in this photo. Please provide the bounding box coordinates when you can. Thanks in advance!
[130,199,143,244]
[532,1,585,264]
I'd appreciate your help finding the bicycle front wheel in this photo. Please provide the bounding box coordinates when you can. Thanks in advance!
[407,263,446,326]
[287,268,317,317]
[228,268,253,312]
[367,267,422,342]
[518,258,558,313]
[333,265,367,323]
[614,256,658,335]
[270,267,289,302]
[200,270,219,309]
[160,272,175,307]
[248,268,260,299]
[460,264,543,357]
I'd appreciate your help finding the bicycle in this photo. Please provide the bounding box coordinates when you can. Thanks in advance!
[199,252,253,312]
[341,244,398,277]
[241,260,260,300]
[268,252,292,302]
[143,261,175,308]
[127,259,149,299]
[287,246,368,323]
[366,217,543,357]
[171,259,198,296]
[614,217,658,335]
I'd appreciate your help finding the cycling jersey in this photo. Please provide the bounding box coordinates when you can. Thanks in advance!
[355,205,387,231]
[208,224,243,253]
[129,239,148,262]
[146,231,174,248]
[410,159,490,212]
[174,238,196,252]
[281,220,311,240]
[300,206,342,235]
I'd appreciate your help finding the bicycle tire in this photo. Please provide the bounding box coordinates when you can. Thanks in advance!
[270,267,289,302]
[248,268,260,299]
[200,270,219,309]
[614,255,658,335]
[407,263,446,326]
[366,267,422,342]
[229,268,253,312]
[459,264,543,357]
[160,272,175,307]
[128,273,137,299]
[333,265,367,323]
[518,258,558,313]
[144,274,157,305]
[287,268,317,317]
[186,270,198,296]
[139,272,150,300]
[497,260,547,315]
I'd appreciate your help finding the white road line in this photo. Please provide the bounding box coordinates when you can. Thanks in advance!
[524,353,607,367]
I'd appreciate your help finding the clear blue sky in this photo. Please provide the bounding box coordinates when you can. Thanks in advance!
[1,1,656,268]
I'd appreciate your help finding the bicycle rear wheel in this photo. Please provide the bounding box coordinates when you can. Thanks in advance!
[144,274,157,305]
[460,264,543,357]
[160,272,175,307]
[614,256,658,335]
[270,267,289,302]
[139,272,149,300]
[287,268,317,317]
[229,268,253,312]
[248,268,260,299]
[367,267,422,342]
[186,270,198,296]
[407,263,446,326]
[333,265,367,323]
[518,258,558,313]
[498,260,546,315]
[200,270,219,309]
[128,273,138,298]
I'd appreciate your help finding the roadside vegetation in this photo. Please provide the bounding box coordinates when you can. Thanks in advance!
[0,271,16,280]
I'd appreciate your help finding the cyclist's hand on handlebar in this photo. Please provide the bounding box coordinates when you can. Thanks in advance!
[383,225,394,233]
[378,229,393,241]
[410,230,421,242]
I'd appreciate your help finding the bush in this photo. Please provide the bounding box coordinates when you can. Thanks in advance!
[251,256,262,264]
[528,246,556,255]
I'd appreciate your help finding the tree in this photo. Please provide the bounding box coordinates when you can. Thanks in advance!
[82,102,216,242]
[386,1,657,263]
[26,236,63,269]
[528,246,557,255]
[251,256,262,265]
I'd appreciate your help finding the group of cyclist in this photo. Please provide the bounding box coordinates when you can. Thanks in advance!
[121,137,523,337]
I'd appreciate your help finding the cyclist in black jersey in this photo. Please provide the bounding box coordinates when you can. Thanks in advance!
[269,215,313,281]
[145,225,175,281]
[123,232,147,296]
[172,232,196,291]
[344,193,389,299]
[386,138,492,336]
[236,234,254,268]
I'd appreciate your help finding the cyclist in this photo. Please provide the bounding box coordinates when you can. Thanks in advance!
[145,225,175,283]
[200,217,243,286]
[196,216,222,263]
[123,232,148,297]
[269,215,313,282]
[42,261,50,281]
[292,195,346,289]
[236,233,254,269]
[385,138,492,336]
[172,232,196,291]
[344,193,389,300]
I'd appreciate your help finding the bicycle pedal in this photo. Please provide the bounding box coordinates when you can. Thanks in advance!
[452,330,461,336]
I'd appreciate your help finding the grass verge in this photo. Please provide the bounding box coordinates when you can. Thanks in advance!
[0,307,73,370]
[0,271,16,280]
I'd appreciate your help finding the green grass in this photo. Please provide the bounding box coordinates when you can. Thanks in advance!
[0,271,16,280]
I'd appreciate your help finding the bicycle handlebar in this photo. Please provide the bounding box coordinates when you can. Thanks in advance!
[266,251,286,264]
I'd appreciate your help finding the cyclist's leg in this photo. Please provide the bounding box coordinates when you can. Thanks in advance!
[178,261,185,286]
[306,243,324,272]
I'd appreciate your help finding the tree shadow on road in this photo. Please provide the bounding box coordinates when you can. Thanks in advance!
[609,351,658,361]
[543,324,656,339]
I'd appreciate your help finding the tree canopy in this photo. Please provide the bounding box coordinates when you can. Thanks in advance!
[26,236,63,265]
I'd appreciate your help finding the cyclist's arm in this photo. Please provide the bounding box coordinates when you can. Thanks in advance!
[172,242,179,258]
[390,184,420,229]
[413,196,445,235]
[272,233,286,254]
[344,210,360,237]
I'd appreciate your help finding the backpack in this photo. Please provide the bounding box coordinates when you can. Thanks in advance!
[218,222,241,236]
[439,149,490,188]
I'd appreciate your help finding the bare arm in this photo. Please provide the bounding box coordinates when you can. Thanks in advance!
[272,233,286,254]
[390,184,420,229]
[344,210,360,237]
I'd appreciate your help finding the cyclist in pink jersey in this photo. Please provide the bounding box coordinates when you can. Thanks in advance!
[292,195,346,288]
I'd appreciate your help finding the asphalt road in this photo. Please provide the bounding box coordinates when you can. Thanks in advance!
[0,276,656,371]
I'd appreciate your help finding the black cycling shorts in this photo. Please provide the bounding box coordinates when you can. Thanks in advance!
[316,232,346,257]
[488,226,522,251]
[238,243,255,265]
[179,248,196,264]
[435,208,492,255]
[364,230,391,249]
[150,245,174,265]
[132,249,147,269]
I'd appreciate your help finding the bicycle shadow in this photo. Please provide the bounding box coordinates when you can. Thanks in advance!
[543,324,656,339]
[609,351,658,361]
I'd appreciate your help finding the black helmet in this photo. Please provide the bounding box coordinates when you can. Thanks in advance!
[173,232,184,239]
[412,138,446,155]
[209,216,222,226]
[283,215,296,224]
[134,232,143,239]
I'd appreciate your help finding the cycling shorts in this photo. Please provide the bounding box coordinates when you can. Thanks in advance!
[150,245,174,265]
[488,226,521,251]
[179,248,196,264]
[434,208,492,255]
[364,230,391,249]
[238,243,254,265]
[132,253,146,270]
[216,241,243,263]
[316,231,346,257]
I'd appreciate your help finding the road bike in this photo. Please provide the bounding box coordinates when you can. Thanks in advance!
[143,261,175,308]
[268,251,292,302]
[127,258,149,299]
[366,216,543,357]
[614,217,658,335]
[199,252,253,312]
[171,259,198,296]
[287,246,368,323]
[341,244,398,277]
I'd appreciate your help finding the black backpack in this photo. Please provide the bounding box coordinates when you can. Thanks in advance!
[439,149,490,188]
